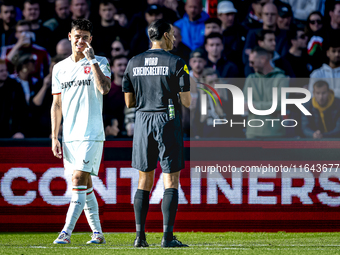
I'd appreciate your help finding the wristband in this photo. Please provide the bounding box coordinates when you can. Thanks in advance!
[89,59,98,65]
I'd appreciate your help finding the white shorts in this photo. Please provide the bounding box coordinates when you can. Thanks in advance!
[63,141,103,176]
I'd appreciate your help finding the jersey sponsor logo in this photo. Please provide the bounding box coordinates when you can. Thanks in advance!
[84,66,91,74]
[81,62,90,66]
[184,64,189,74]
[133,66,169,76]
[144,57,158,66]
[61,79,92,89]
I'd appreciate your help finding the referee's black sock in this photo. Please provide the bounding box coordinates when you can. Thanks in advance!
[162,188,178,241]
[134,189,150,240]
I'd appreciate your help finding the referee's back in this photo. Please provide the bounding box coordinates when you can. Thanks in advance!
[122,48,190,112]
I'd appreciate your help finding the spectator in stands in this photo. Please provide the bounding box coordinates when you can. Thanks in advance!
[1,20,50,80]
[22,0,52,51]
[305,11,327,70]
[0,1,16,47]
[242,0,273,30]
[186,48,207,136]
[204,18,222,36]
[56,38,71,57]
[111,37,129,58]
[283,26,311,78]
[276,1,293,30]
[163,0,183,20]
[104,55,128,137]
[254,29,294,77]
[10,54,39,105]
[43,0,72,50]
[217,1,248,74]
[196,67,229,138]
[174,0,209,50]
[280,0,324,22]
[114,9,128,28]
[31,55,65,138]
[189,48,207,81]
[205,32,239,77]
[329,0,340,32]
[105,118,120,138]
[129,4,163,58]
[308,39,340,98]
[169,25,191,65]
[302,80,340,138]
[92,0,124,57]
[0,59,27,138]
[70,0,90,20]
[243,2,289,72]
[244,46,288,139]
[217,1,237,31]
[124,108,135,137]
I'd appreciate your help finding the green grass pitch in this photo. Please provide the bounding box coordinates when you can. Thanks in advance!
[1,232,340,254]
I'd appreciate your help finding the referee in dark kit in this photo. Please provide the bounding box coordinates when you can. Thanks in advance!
[123,19,191,248]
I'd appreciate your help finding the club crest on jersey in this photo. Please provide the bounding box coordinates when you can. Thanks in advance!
[84,66,91,74]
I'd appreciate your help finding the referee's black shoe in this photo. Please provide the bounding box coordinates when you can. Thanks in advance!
[133,237,149,247]
[161,236,189,248]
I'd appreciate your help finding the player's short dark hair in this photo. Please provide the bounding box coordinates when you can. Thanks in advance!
[71,19,93,34]
[112,54,128,66]
[313,80,329,90]
[204,32,223,45]
[251,46,272,58]
[148,19,171,41]
[204,17,222,27]
[16,20,31,30]
[256,29,275,42]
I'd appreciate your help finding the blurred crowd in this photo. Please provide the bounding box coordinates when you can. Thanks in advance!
[1,0,340,140]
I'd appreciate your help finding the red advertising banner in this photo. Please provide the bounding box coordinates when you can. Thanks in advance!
[0,140,340,232]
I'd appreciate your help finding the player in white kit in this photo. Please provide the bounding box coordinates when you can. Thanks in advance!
[51,19,111,244]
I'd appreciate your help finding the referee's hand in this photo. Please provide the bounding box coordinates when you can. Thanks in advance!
[84,42,95,61]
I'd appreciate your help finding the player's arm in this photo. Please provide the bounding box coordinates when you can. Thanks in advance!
[179,76,195,108]
[124,92,136,108]
[122,60,136,108]
[51,94,62,159]
[177,60,192,108]
[84,42,111,95]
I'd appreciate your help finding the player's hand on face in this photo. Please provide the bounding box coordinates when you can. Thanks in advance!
[52,138,62,159]
[83,42,95,61]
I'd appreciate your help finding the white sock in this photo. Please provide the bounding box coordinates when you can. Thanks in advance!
[62,185,87,235]
[84,187,102,233]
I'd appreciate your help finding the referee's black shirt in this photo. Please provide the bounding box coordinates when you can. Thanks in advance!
[122,49,190,112]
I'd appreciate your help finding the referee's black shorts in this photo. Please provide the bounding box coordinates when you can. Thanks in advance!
[132,111,184,173]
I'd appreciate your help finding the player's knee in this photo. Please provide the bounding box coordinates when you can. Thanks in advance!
[72,171,90,186]
[163,173,179,189]
[138,171,154,191]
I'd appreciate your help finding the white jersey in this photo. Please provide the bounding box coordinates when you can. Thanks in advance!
[52,55,111,142]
